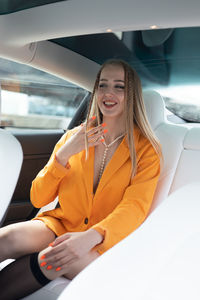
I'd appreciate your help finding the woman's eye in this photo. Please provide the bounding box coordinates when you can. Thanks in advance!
[115,85,125,89]
[98,84,107,88]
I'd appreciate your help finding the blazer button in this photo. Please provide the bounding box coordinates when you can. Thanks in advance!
[84,217,89,224]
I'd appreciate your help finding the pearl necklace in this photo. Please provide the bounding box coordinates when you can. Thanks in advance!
[98,133,125,182]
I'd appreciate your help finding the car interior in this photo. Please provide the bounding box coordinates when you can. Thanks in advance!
[0,0,200,299]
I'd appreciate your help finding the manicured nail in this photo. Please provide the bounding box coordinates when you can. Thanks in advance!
[92,116,96,120]
[66,161,71,169]
[56,267,61,272]
[101,123,107,127]
[103,129,108,134]
[49,243,54,247]
[100,139,105,142]
[40,262,47,267]
[46,265,53,270]
[41,255,46,260]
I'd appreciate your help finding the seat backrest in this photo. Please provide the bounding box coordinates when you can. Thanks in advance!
[143,90,188,211]
[169,127,200,193]
[0,129,23,225]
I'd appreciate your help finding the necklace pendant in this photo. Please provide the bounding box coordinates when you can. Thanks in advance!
[98,132,125,184]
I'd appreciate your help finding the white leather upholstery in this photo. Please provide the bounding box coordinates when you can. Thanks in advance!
[58,183,200,300]
[22,277,71,300]
[169,127,200,193]
[143,89,166,129]
[184,127,200,150]
[0,129,23,225]
[143,90,188,210]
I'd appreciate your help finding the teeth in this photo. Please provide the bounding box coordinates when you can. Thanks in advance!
[104,101,116,106]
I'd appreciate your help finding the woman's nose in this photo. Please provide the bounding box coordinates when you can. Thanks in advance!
[104,87,113,95]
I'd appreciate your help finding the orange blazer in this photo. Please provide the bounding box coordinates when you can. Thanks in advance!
[31,126,160,254]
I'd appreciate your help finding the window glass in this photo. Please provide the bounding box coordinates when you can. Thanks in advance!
[51,27,200,123]
[0,58,88,129]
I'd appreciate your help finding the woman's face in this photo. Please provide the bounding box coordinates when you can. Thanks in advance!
[96,64,125,119]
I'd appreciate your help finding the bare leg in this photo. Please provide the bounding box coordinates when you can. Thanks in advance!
[0,222,100,299]
[0,241,100,299]
[0,220,56,262]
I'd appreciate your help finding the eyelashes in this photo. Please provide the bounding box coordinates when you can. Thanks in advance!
[98,84,125,89]
[116,85,125,89]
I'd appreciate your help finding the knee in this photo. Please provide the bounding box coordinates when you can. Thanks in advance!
[0,225,22,256]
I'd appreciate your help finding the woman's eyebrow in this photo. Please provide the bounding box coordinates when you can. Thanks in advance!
[114,80,125,83]
[100,79,125,82]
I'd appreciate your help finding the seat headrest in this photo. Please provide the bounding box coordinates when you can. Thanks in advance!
[0,129,23,224]
[184,128,200,150]
[143,90,166,130]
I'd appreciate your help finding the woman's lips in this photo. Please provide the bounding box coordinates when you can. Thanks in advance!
[103,100,117,108]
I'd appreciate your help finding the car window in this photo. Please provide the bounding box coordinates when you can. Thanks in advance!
[51,27,200,123]
[0,58,88,129]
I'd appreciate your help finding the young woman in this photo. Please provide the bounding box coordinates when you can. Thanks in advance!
[0,60,162,299]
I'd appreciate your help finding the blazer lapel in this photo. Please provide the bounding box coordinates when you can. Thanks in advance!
[95,138,129,197]
[81,147,94,201]
[95,127,140,197]
[80,127,140,200]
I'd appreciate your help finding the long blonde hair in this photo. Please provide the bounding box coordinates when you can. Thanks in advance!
[85,59,162,176]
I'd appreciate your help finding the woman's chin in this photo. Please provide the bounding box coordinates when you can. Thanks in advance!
[99,105,124,119]
[102,111,124,120]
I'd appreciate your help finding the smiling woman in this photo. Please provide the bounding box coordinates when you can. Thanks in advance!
[0,0,200,299]
[97,64,125,118]
[0,59,162,299]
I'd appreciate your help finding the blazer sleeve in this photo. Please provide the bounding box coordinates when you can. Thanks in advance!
[92,140,161,254]
[30,130,72,208]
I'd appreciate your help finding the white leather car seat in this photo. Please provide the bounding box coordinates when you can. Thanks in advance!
[169,127,200,192]
[59,182,200,300]
[0,128,23,225]
[143,90,188,211]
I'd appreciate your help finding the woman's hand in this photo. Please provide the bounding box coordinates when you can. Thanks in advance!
[56,117,107,167]
[41,229,103,270]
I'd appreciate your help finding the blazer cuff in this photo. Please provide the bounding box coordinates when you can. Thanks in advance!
[91,224,109,254]
[47,154,70,179]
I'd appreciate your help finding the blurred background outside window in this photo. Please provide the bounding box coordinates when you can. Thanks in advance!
[0,58,87,129]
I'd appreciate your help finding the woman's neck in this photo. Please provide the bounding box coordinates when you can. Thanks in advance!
[102,116,126,144]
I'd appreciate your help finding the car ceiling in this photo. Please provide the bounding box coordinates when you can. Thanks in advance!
[0,0,66,15]
[1,0,200,46]
[0,0,200,91]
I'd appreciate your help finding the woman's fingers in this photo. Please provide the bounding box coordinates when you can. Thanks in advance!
[88,128,107,144]
[53,233,71,246]
[41,252,76,270]
[45,252,71,268]
[87,123,105,135]
[52,254,76,269]
[80,117,106,135]
[63,118,107,157]
[41,244,78,269]
[79,116,97,131]
[78,120,107,147]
